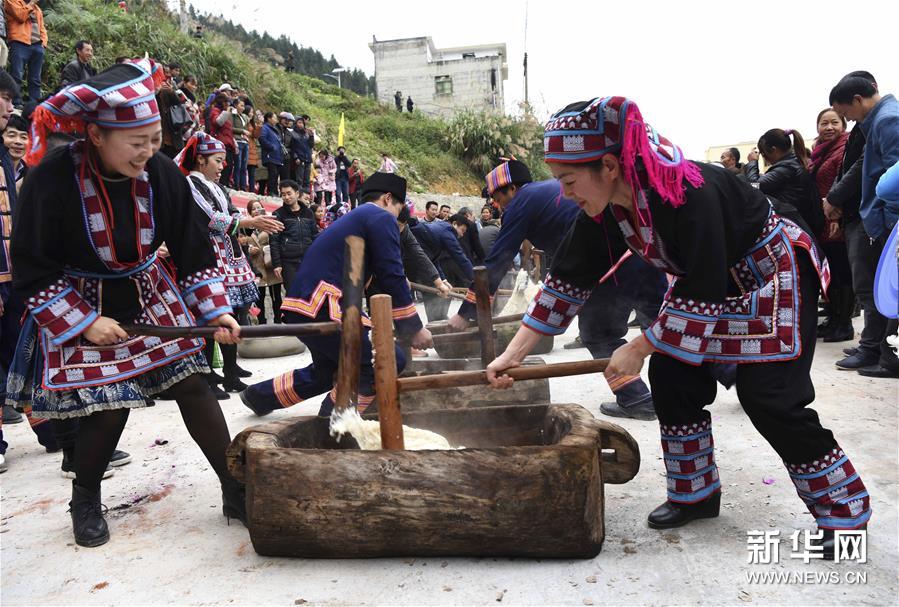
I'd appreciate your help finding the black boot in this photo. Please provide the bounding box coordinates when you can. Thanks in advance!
[823,323,854,343]
[231,365,253,378]
[221,476,247,527]
[808,525,867,560]
[69,482,110,547]
[203,374,229,400]
[222,376,248,393]
[824,287,856,343]
[647,492,720,529]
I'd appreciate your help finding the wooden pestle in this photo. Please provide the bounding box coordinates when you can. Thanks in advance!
[333,236,366,415]
[473,266,495,367]
[370,294,404,449]
[396,358,610,393]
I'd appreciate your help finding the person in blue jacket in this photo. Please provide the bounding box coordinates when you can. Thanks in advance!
[258,111,283,196]
[407,211,474,321]
[830,72,899,378]
[240,172,433,416]
[447,160,667,420]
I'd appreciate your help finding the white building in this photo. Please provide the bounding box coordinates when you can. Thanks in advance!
[369,36,508,118]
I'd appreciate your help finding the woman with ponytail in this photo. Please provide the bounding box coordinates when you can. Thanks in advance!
[750,128,824,234]
[485,96,871,558]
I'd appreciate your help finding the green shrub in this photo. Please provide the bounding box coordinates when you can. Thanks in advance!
[445,109,550,182]
[39,0,513,193]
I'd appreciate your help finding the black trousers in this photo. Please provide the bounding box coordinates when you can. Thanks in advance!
[579,254,665,407]
[257,284,283,324]
[220,148,236,187]
[648,253,836,464]
[265,162,280,195]
[844,219,899,367]
[281,260,300,292]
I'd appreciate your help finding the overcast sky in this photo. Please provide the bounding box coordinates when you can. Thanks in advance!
[184,0,898,158]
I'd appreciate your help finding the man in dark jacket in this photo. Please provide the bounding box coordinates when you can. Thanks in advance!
[270,180,317,290]
[59,40,96,87]
[455,207,486,264]
[407,212,473,322]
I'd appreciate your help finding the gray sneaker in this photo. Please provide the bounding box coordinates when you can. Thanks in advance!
[2,405,23,424]
[600,400,657,421]
[563,336,586,350]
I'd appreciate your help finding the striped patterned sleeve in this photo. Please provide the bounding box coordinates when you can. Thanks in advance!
[179,268,233,325]
[26,277,99,345]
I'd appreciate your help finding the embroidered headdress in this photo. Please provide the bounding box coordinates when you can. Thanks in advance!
[543,96,703,208]
[174,132,227,175]
[485,159,532,195]
[26,57,165,165]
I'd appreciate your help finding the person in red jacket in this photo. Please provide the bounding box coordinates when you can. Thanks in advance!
[207,92,237,186]
[347,158,365,208]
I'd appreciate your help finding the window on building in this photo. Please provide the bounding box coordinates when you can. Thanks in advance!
[435,75,453,96]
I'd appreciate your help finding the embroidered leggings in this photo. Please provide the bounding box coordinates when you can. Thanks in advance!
[74,374,232,493]
[648,254,835,463]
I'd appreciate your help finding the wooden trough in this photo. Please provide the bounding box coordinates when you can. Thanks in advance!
[226,239,641,559]
[400,356,550,411]
[227,403,640,558]
[432,320,554,359]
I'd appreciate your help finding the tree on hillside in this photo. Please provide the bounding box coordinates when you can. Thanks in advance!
[191,10,374,97]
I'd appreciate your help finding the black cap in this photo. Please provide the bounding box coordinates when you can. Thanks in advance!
[360,172,407,203]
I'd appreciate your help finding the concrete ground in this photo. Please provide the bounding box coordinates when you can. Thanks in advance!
[1,309,896,606]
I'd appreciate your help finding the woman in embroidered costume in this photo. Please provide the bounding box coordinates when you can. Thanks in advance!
[487,97,871,558]
[175,132,283,394]
[7,59,247,548]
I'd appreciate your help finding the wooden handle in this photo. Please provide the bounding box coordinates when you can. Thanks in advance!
[450,287,514,296]
[473,266,495,366]
[396,358,609,393]
[370,295,404,449]
[121,322,340,339]
[426,313,524,335]
[430,328,495,344]
[532,249,544,279]
[595,419,641,484]
[410,282,468,301]
[334,236,365,414]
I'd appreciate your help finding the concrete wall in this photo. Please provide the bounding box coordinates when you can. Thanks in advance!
[408,192,485,216]
[371,37,506,118]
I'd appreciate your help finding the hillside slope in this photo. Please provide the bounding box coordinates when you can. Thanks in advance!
[40,0,483,193]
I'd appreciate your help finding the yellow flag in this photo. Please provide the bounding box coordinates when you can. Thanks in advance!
[337,113,346,147]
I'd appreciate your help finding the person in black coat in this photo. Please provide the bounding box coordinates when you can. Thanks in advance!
[455,207,486,264]
[746,128,823,235]
[269,180,317,290]
[59,40,97,87]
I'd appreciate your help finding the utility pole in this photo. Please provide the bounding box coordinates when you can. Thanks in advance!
[523,52,528,109]
[523,0,530,113]
[179,0,188,34]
